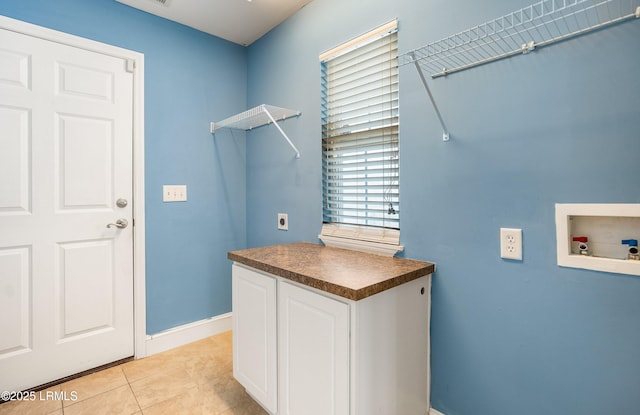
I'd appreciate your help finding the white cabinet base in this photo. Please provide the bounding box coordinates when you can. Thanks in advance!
[352,275,431,415]
[232,263,432,415]
[279,281,350,415]
[232,264,277,414]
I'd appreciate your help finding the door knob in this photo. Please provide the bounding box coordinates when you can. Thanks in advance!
[106,218,128,229]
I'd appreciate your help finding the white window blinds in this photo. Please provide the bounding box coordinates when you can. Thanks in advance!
[321,21,399,230]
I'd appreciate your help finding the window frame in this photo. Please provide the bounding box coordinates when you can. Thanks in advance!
[318,20,403,256]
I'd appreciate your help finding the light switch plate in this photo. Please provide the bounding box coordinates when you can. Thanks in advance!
[163,185,187,202]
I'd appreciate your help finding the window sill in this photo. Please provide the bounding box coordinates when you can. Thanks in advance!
[318,224,403,257]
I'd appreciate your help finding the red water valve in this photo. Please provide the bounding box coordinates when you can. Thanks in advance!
[572,236,589,255]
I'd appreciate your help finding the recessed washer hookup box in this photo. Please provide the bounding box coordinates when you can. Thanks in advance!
[555,203,640,276]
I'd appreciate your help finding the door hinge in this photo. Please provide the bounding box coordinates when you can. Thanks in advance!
[126,59,136,73]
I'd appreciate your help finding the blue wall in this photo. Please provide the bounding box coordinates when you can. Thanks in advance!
[0,0,248,334]
[246,0,640,414]
[3,0,640,413]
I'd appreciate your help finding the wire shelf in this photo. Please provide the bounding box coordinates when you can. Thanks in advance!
[211,104,302,158]
[211,104,300,132]
[400,0,639,78]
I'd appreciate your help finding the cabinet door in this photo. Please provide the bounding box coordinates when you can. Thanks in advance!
[232,264,277,413]
[278,281,349,415]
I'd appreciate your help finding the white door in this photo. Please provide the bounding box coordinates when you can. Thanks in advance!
[232,265,277,413]
[0,27,134,391]
[278,281,349,415]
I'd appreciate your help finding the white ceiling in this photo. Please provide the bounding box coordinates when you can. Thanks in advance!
[116,0,312,46]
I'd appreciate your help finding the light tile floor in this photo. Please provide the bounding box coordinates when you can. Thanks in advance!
[0,331,268,415]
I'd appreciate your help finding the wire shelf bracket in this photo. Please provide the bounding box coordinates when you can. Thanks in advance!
[400,0,639,142]
[409,52,451,142]
[211,104,302,158]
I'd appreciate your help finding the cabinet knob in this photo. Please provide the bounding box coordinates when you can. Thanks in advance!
[420,287,425,295]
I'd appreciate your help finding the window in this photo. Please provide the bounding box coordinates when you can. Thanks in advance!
[319,21,401,256]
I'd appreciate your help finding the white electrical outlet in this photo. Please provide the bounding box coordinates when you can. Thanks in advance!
[163,185,187,202]
[278,213,288,230]
[500,228,522,260]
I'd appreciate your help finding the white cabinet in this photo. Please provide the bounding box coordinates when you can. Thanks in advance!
[232,262,432,415]
[278,281,349,415]
[351,273,431,415]
[232,264,277,413]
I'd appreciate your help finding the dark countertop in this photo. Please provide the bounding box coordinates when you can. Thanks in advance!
[228,242,435,301]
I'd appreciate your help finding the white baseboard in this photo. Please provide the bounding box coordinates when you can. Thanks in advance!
[430,408,446,415]
[145,312,232,356]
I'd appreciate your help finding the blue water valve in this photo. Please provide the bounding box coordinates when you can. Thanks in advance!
[621,239,639,260]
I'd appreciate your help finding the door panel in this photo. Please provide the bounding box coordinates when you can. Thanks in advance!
[0,27,134,391]
[0,48,30,88]
[0,247,31,357]
[0,106,30,213]
[57,114,113,209]
[56,62,114,102]
[57,240,114,339]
